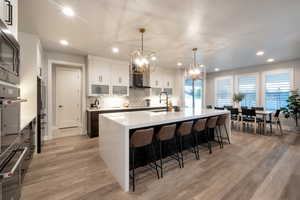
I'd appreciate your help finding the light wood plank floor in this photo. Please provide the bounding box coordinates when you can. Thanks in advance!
[21,130,300,200]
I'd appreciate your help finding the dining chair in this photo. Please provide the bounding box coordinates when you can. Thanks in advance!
[266,109,283,135]
[214,107,224,110]
[251,107,264,111]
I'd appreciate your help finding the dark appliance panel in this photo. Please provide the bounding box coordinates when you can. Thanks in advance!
[0,19,20,84]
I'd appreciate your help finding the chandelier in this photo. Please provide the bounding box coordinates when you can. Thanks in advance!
[130,28,156,73]
[184,48,205,80]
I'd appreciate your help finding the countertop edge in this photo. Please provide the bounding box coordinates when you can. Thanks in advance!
[87,106,166,112]
[100,110,230,129]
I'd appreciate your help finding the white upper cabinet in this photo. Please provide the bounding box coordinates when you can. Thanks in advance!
[150,70,163,88]
[88,56,111,85]
[163,72,174,89]
[0,0,18,40]
[87,55,130,96]
[111,61,129,86]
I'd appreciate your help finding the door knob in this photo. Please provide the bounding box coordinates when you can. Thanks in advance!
[58,105,63,108]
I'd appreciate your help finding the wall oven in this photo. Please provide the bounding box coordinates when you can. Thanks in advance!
[0,84,27,200]
[0,19,20,85]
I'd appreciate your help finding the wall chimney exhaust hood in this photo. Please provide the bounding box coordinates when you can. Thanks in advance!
[129,64,151,88]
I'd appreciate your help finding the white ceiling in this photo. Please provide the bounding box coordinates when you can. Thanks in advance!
[19,0,300,71]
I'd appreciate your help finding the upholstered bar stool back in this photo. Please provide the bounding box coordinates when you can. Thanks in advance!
[206,117,218,129]
[156,124,177,141]
[193,118,207,132]
[130,128,154,148]
[217,115,227,126]
[176,121,193,136]
[217,115,230,145]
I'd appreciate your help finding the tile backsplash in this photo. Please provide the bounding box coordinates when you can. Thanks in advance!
[88,88,154,108]
[87,88,179,108]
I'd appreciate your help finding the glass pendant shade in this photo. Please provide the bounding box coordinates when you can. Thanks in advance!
[130,28,156,73]
[184,48,204,80]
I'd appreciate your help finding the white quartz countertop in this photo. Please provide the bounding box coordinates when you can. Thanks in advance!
[87,106,166,112]
[100,109,230,129]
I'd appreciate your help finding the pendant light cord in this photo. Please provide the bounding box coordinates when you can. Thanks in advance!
[141,31,144,55]
[194,50,196,66]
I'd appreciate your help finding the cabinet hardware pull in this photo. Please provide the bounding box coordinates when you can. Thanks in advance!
[99,76,102,82]
[0,147,28,179]
[4,0,13,25]
[2,98,27,105]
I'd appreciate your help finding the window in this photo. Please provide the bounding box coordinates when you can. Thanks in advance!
[184,78,203,109]
[215,76,233,107]
[237,75,257,107]
[264,70,292,110]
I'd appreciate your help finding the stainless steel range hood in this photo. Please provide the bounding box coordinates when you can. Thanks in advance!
[129,65,151,88]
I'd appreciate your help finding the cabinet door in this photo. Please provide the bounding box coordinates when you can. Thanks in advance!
[164,73,174,88]
[150,70,162,88]
[111,62,129,86]
[89,57,111,85]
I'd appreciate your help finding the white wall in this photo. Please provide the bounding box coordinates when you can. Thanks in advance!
[19,32,43,129]
[205,59,300,106]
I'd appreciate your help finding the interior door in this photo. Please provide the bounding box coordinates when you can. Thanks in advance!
[55,67,81,128]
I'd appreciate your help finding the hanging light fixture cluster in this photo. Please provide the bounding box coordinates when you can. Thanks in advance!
[184,48,205,80]
[130,28,157,73]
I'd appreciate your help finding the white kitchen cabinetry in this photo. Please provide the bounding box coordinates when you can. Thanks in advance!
[87,56,129,96]
[88,56,111,85]
[87,56,111,96]
[111,61,129,86]
[111,61,129,96]
[0,0,18,40]
[163,73,174,89]
[150,70,163,88]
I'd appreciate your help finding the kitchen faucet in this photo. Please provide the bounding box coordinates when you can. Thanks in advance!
[159,91,169,110]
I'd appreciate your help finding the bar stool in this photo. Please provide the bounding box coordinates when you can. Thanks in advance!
[217,115,230,146]
[130,128,159,192]
[206,116,222,151]
[155,124,181,178]
[193,118,210,154]
[176,121,199,168]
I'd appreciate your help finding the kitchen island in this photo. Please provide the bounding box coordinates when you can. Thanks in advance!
[99,109,230,192]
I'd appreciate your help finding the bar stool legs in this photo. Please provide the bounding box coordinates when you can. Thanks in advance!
[178,134,199,168]
[130,144,160,192]
[151,143,160,179]
[205,129,212,154]
[131,148,135,192]
[158,138,182,178]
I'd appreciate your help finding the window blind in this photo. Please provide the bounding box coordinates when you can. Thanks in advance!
[216,78,232,107]
[238,76,257,107]
[265,72,291,110]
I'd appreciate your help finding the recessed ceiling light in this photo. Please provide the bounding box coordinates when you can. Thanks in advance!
[267,58,275,63]
[177,62,183,66]
[60,40,69,46]
[214,68,220,72]
[151,56,157,61]
[256,51,264,56]
[112,47,119,53]
[62,7,75,17]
